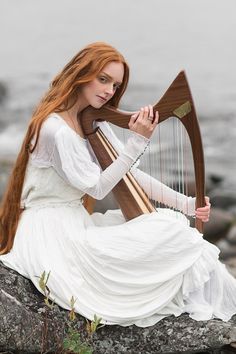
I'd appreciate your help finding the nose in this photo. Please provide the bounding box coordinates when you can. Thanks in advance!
[105,83,114,95]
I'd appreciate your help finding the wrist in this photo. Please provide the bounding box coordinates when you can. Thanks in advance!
[122,133,150,162]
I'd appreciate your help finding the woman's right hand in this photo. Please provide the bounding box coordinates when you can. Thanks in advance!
[128,105,159,139]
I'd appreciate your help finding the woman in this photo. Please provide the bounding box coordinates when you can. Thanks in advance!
[0,42,235,327]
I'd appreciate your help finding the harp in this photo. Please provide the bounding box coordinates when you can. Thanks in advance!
[80,71,205,232]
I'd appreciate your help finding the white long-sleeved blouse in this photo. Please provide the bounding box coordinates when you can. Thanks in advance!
[27,113,195,215]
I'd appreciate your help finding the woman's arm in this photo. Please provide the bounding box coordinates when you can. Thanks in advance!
[96,117,211,219]
[52,127,150,200]
[131,167,196,215]
[131,167,211,221]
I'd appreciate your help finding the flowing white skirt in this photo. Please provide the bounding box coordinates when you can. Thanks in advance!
[1,204,236,327]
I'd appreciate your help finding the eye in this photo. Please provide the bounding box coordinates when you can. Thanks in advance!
[98,76,107,83]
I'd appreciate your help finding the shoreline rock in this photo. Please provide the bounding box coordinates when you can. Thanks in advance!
[0,81,8,105]
[1,262,236,354]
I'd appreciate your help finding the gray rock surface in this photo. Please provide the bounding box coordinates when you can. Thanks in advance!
[223,258,236,279]
[1,262,236,354]
[210,191,236,210]
[227,225,236,245]
[0,81,7,105]
[0,160,13,201]
[203,208,234,243]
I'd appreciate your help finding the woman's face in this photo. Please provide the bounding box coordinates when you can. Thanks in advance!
[80,61,124,108]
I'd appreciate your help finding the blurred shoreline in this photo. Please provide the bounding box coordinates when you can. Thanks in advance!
[0,76,235,189]
[0,78,236,271]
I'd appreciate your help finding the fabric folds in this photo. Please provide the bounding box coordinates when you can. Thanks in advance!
[1,113,236,327]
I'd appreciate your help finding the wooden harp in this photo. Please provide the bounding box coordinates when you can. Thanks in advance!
[80,71,205,232]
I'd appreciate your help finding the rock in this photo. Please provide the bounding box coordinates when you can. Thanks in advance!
[0,81,7,105]
[0,160,13,200]
[0,264,67,353]
[208,173,224,186]
[209,190,236,210]
[223,257,236,279]
[203,208,234,243]
[205,174,225,197]
[229,205,236,217]
[217,224,236,261]
[227,225,236,245]
[1,261,236,354]
[216,239,236,260]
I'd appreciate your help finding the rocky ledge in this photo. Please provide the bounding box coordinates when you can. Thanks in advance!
[1,262,236,354]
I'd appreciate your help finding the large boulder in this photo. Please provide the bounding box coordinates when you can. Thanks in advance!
[1,261,236,354]
[203,208,234,243]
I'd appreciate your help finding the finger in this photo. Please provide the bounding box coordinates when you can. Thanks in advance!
[204,196,211,206]
[143,106,149,120]
[138,107,145,121]
[196,214,207,219]
[131,111,139,120]
[196,205,210,211]
[196,215,209,222]
[196,206,211,213]
[149,105,154,119]
[129,111,139,127]
[195,212,210,221]
[196,212,210,218]
[153,111,159,125]
[196,203,211,210]
[196,206,210,213]
[202,218,209,223]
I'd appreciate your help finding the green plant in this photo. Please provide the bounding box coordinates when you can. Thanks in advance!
[63,327,92,354]
[37,271,95,354]
[86,314,105,335]
[38,270,55,309]
[68,296,77,322]
[63,296,93,353]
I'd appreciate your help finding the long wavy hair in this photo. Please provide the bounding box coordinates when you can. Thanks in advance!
[0,42,129,254]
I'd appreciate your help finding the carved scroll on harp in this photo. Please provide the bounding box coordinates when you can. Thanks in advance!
[80,71,205,232]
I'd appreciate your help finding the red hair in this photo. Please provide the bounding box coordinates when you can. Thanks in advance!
[0,42,129,254]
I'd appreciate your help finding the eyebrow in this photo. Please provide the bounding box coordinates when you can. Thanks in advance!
[100,72,122,85]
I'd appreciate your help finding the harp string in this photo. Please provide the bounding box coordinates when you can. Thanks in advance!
[141,117,193,224]
[184,128,190,215]
[80,71,205,231]
[98,128,154,213]
[103,118,195,226]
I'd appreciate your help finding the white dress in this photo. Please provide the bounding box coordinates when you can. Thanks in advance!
[1,113,236,327]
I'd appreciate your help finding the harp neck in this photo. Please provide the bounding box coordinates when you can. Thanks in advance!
[80,71,205,232]
[80,71,193,132]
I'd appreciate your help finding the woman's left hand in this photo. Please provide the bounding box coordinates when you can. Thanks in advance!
[195,196,211,222]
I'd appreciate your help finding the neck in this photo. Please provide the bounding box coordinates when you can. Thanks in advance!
[58,96,89,138]
[67,98,89,121]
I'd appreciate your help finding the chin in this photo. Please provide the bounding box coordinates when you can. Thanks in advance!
[90,102,105,109]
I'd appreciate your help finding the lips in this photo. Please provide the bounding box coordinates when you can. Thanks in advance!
[97,95,107,102]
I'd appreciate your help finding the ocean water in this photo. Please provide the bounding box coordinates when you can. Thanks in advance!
[0,0,235,187]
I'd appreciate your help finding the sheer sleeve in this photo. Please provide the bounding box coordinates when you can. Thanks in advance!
[97,122,196,215]
[131,168,196,216]
[52,126,150,200]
